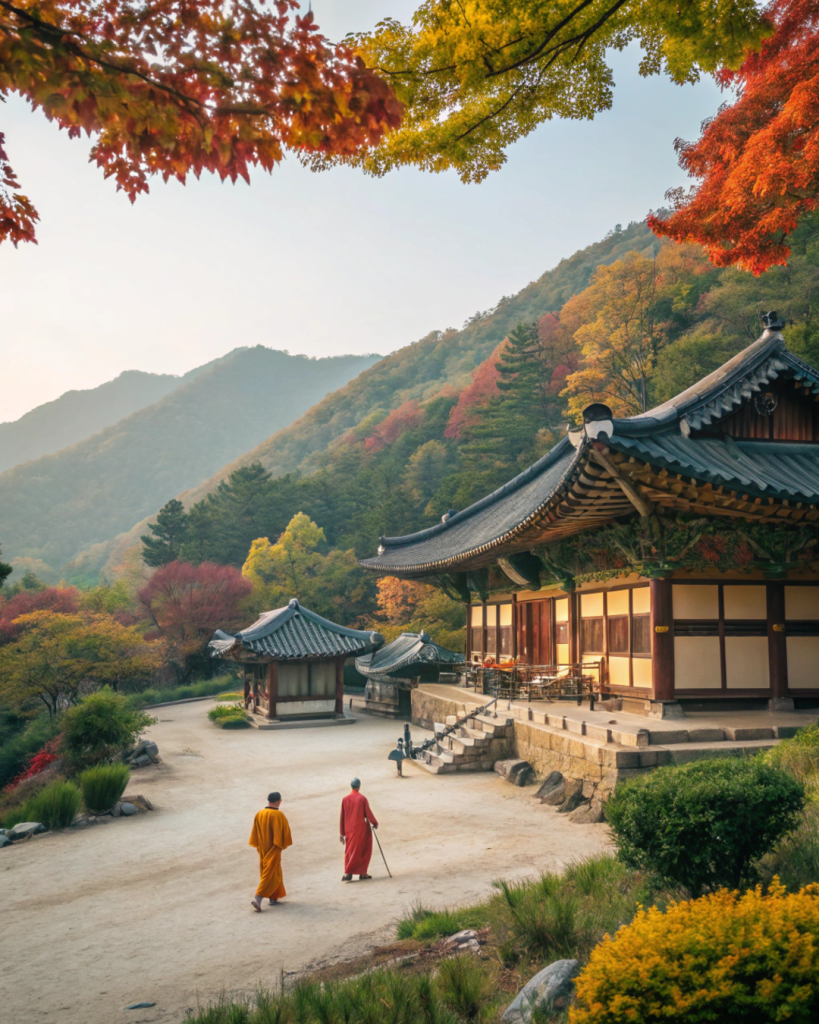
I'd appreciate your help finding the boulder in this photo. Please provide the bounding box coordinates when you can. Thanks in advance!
[110,804,122,817]
[125,740,159,765]
[0,834,11,848]
[556,780,586,814]
[120,802,138,816]
[540,780,567,806]
[494,760,535,786]
[567,799,606,825]
[501,960,580,1024]
[10,821,46,839]
[130,754,152,767]
[535,772,564,801]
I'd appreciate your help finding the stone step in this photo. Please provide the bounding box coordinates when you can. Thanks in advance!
[459,726,486,740]
[442,734,489,755]
[423,753,458,772]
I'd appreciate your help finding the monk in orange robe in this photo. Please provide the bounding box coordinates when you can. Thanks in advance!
[340,778,378,882]
[249,791,293,911]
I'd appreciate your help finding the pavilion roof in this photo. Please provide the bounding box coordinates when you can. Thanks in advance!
[361,325,819,579]
[208,599,383,661]
[355,631,464,678]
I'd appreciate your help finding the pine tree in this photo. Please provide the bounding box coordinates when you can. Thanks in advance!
[141,499,189,567]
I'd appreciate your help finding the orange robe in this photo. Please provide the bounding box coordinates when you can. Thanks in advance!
[340,791,378,875]
[249,807,293,900]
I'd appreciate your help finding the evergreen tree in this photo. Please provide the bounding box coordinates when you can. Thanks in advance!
[141,499,189,567]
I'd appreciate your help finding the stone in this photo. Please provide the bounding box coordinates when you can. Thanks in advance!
[125,739,159,764]
[120,802,138,816]
[110,804,122,817]
[0,834,11,848]
[444,929,481,952]
[10,821,47,839]
[567,799,606,825]
[540,780,567,806]
[130,754,152,767]
[535,771,563,801]
[494,759,535,786]
[556,780,585,814]
[501,960,580,1024]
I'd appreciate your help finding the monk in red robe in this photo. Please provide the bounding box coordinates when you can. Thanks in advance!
[340,778,379,881]
[249,791,292,911]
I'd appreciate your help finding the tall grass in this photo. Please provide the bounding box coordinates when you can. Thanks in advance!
[80,764,131,814]
[396,905,488,941]
[2,780,83,830]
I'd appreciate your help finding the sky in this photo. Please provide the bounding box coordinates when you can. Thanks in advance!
[1,1,727,423]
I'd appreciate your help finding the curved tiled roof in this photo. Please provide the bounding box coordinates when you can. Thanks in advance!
[208,599,383,660]
[362,328,819,577]
[355,631,464,678]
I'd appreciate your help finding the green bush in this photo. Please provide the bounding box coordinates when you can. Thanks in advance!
[15,780,83,830]
[217,715,250,729]
[129,674,237,709]
[60,688,155,770]
[759,802,819,892]
[606,757,806,895]
[80,764,131,814]
[768,723,819,790]
[215,691,243,702]
[207,703,245,721]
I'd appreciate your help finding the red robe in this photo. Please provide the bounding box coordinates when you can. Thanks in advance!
[340,790,378,875]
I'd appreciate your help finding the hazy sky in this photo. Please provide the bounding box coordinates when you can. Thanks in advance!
[1,1,725,423]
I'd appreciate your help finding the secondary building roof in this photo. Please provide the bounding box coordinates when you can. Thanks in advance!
[355,631,465,678]
[362,320,819,579]
[209,599,383,661]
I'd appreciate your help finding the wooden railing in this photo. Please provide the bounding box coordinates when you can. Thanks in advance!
[463,661,603,706]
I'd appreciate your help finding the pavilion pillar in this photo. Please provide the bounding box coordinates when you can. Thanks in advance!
[650,579,674,701]
[568,590,579,664]
[334,657,345,716]
[465,599,472,662]
[243,671,250,710]
[767,583,793,711]
[511,594,518,661]
[266,662,278,720]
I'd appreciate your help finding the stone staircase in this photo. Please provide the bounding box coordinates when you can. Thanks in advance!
[411,712,514,775]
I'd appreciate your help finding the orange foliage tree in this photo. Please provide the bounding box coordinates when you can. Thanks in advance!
[650,0,819,274]
[0,0,402,245]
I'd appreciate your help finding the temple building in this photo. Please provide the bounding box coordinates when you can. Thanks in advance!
[355,631,465,717]
[362,315,819,717]
[209,599,383,722]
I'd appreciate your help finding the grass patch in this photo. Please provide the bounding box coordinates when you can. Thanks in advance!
[216,692,243,702]
[80,764,131,814]
[208,704,245,721]
[397,905,489,941]
[2,779,83,830]
[216,715,251,730]
[130,674,238,709]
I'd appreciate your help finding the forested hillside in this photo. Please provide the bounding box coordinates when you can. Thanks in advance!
[122,215,819,607]
[99,219,660,576]
[0,347,380,575]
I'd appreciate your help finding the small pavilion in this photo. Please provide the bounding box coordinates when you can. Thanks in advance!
[209,599,383,722]
[355,631,465,717]
[362,316,819,718]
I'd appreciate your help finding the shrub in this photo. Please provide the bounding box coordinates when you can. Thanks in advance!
[216,692,243,702]
[396,905,486,941]
[60,688,155,770]
[606,757,805,894]
[0,713,59,790]
[218,715,250,729]
[436,956,494,1023]
[208,703,245,721]
[571,882,819,1024]
[19,780,82,830]
[767,722,819,790]
[759,802,819,892]
[80,764,131,814]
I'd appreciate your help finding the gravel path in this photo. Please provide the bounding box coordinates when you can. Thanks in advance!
[0,703,610,1024]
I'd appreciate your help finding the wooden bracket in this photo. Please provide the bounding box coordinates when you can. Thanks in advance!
[589,448,654,518]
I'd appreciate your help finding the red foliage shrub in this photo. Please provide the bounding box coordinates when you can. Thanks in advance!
[364,400,424,452]
[444,341,507,439]
[3,738,61,792]
[0,586,81,645]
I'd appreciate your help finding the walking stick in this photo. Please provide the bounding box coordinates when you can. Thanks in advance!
[371,824,392,878]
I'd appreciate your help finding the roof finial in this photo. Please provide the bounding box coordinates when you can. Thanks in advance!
[762,310,785,331]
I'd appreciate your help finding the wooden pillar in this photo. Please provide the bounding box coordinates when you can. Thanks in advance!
[465,600,472,662]
[767,583,788,702]
[481,601,488,661]
[243,671,250,710]
[511,595,518,661]
[650,579,674,700]
[266,662,278,720]
[568,590,579,664]
[334,657,344,716]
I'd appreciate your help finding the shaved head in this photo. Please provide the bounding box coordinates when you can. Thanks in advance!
[351,778,360,790]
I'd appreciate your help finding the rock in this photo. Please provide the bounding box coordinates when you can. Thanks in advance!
[556,780,586,814]
[567,798,606,824]
[540,780,567,806]
[125,1003,156,1010]
[494,759,535,786]
[110,803,122,817]
[130,754,152,767]
[120,802,138,816]
[125,739,159,765]
[10,821,46,839]
[501,960,580,1024]
[0,828,10,837]
[0,834,11,848]
[443,929,481,952]
[535,772,563,801]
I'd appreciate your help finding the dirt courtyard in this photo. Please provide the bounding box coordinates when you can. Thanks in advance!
[1,702,611,1024]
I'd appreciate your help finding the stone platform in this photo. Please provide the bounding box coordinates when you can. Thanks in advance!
[410,684,819,804]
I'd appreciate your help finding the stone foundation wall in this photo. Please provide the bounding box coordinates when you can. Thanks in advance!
[411,688,484,731]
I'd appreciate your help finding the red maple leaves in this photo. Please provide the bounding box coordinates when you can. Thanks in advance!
[0,0,403,244]
[651,0,819,274]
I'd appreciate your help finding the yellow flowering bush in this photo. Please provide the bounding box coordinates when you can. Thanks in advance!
[571,882,819,1023]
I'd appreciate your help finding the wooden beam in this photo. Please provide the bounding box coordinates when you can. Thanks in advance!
[589,448,654,518]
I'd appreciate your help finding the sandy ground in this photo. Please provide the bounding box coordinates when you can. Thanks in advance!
[0,703,611,1024]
